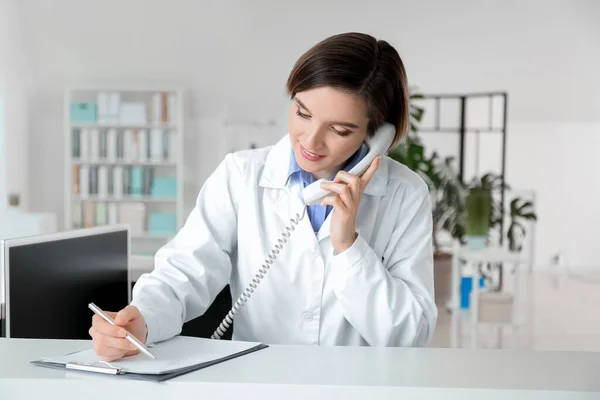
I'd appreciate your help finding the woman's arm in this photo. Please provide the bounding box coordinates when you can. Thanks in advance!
[130,153,243,344]
[328,181,437,347]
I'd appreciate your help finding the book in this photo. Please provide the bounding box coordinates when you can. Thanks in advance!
[143,167,154,195]
[83,201,95,227]
[99,129,108,159]
[72,203,82,229]
[152,93,161,123]
[161,93,168,123]
[97,92,110,125]
[108,203,118,225]
[79,166,89,199]
[130,166,144,196]
[95,203,107,226]
[80,129,89,160]
[89,129,99,161]
[89,166,98,195]
[168,93,176,124]
[98,166,108,198]
[72,129,81,158]
[112,166,124,199]
[123,129,134,162]
[107,129,117,161]
[150,129,162,162]
[138,129,148,162]
[72,165,80,195]
[109,92,120,124]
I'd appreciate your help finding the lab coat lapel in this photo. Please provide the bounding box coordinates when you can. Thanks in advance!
[271,189,315,244]
[259,134,316,245]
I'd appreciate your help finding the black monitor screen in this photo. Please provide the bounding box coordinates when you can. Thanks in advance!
[6,230,128,339]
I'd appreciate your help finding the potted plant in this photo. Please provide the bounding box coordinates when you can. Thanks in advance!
[463,172,537,289]
[465,179,493,250]
[466,172,537,252]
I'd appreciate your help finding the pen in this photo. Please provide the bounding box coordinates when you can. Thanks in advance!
[88,302,157,360]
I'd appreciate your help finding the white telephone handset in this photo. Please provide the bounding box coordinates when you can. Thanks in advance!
[301,122,396,206]
[211,123,396,339]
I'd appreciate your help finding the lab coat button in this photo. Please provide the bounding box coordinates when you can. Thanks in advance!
[302,312,313,322]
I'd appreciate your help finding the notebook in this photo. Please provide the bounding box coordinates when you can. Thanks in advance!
[31,336,268,382]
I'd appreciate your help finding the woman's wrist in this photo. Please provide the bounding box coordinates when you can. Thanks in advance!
[334,232,358,254]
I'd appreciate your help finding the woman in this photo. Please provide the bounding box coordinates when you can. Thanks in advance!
[90,32,437,361]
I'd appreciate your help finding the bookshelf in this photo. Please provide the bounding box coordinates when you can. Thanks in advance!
[64,86,184,267]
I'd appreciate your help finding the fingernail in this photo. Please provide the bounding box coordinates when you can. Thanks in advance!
[120,329,127,337]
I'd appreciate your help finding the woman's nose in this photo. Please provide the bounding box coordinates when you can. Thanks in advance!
[304,127,324,150]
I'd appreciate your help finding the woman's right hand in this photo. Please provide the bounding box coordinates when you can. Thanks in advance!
[89,305,148,362]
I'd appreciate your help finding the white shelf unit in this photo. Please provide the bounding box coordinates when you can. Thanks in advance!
[64,86,184,263]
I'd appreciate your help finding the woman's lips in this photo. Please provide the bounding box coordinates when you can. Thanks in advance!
[300,145,324,162]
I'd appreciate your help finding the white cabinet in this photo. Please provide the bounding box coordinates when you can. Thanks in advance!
[64,86,185,266]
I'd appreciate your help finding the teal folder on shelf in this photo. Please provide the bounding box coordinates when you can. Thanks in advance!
[149,212,177,236]
[70,103,97,123]
[130,167,144,196]
[151,177,177,198]
[31,336,268,382]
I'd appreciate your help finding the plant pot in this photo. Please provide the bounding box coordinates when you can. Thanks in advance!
[465,188,491,250]
[433,252,452,307]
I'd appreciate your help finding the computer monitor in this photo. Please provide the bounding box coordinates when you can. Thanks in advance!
[0,225,130,339]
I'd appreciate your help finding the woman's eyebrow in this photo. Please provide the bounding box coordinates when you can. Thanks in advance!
[295,97,359,129]
[294,98,311,112]
[329,120,359,129]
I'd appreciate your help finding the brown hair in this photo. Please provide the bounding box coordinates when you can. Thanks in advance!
[286,32,410,149]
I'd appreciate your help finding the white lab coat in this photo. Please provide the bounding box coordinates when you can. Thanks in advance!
[132,134,437,347]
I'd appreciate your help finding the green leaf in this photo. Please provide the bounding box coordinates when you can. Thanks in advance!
[520,212,537,220]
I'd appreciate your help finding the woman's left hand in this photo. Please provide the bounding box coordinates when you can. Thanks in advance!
[320,156,381,254]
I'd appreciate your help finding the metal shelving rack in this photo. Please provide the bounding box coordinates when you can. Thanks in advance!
[417,91,508,244]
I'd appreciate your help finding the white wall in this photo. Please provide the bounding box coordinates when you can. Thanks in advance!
[13,0,600,267]
[0,0,33,211]
[0,96,5,216]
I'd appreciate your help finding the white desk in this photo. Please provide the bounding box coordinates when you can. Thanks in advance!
[1,338,599,399]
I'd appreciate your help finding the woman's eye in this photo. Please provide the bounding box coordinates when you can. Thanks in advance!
[295,109,311,119]
[332,127,351,137]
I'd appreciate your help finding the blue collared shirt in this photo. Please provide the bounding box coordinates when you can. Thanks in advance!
[287,144,369,232]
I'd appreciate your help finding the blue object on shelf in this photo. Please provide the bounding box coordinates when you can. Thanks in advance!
[130,167,144,196]
[149,213,177,236]
[460,276,485,309]
[151,177,177,198]
[70,103,97,123]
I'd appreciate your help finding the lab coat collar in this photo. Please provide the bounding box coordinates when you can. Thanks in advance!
[259,134,388,197]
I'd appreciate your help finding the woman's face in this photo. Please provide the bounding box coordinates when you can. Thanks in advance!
[288,86,369,180]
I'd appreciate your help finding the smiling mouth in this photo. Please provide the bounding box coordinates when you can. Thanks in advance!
[300,145,325,161]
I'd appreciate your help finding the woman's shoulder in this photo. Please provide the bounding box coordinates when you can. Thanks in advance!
[382,156,430,195]
[216,145,274,182]
[230,146,273,163]
[226,145,272,169]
